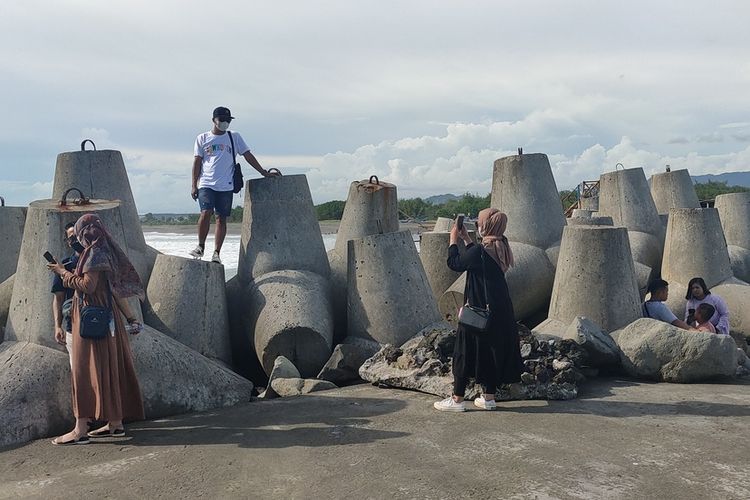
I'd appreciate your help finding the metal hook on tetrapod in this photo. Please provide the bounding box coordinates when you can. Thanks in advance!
[80,139,97,152]
[60,187,90,207]
[369,175,380,185]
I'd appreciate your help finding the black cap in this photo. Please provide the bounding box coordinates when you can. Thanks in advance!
[213,106,234,120]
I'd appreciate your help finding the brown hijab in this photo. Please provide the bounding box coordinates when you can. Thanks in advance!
[74,213,145,300]
[477,208,514,273]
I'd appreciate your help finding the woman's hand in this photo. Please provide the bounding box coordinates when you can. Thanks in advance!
[126,318,142,335]
[47,263,66,275]
[449,224,460,246]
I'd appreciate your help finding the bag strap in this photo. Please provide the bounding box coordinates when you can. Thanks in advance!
[227,131,237,170]
[465,247,490,312]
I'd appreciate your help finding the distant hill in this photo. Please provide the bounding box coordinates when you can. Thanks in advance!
[425,193,461,205]
[692,171,750,187]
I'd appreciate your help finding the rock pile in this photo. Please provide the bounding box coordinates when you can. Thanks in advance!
[359,323,584,401]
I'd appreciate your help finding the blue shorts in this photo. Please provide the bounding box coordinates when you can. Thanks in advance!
[198,188,233,218]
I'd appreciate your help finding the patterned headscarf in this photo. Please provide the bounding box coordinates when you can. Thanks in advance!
[74,213,145,299]
[477,208,514,273]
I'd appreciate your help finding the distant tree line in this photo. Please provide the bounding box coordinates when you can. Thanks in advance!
[141,181,749,225]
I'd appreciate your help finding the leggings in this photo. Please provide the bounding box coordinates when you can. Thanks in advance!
[453,377,495,398]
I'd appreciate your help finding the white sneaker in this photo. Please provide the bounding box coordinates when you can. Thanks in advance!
[211,251,222,264]
[433,397,466,412]
[473,396,497,410]
[189,245,204,259]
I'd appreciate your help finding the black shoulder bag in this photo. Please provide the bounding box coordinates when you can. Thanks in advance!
[228,131,244,194]
[457,249,491,333]
[78,285,113,340]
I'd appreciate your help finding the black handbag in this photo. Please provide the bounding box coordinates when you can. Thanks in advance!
[228,131,244,194]
[457,249,491,333]
[78,287,112,340]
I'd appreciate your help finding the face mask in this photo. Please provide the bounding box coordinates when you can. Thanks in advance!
[71,240,85,254]
[216,121,230,132]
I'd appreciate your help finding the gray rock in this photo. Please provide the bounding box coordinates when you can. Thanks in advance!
[270,377,337,397]
[359,324,581,401]
[613,318,739,382]
[317,343,374,385]
[562,316,622,369]
[261,356,301,399]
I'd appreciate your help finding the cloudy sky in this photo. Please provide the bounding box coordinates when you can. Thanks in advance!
[2,0,749,213]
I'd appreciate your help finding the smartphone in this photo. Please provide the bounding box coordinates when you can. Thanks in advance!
[43,251,57,264]
[455,214,465,230]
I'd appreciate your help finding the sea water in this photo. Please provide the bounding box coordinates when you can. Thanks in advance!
[144,231,338,280]
[144,231,419,281]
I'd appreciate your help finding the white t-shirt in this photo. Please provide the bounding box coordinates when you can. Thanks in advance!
[194,130,250,191]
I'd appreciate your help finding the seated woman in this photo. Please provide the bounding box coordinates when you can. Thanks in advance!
[694,303,717,333]
[684,277,730,335]
[643,279,695,330]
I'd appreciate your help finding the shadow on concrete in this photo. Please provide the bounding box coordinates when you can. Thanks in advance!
[119,392,409,449]
[509,377,750,418]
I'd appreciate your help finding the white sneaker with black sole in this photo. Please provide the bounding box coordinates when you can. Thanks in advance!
[433,397,466,412]
[211,251,222,264]
[473,396,497,410]
[189,245,204,259]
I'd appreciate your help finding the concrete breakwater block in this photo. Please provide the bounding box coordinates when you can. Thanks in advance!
[544,226,642,332]
[715,192,750,283]
[662,208,733,288]
[0,341,72,448]
[244,270,334,377]
[329,177,399,338]
[419,231,474,301]
[347,230,440,346]
[0,275,14,341]
[53,147,146,251]
[4,199,143,349]
[238,174,330,282]
[598,167,664,276]
[566,215,614,226]
[649,169,700,216]
[438,241,556,325]
[130,326,254,417]
[490,153,565,250]
[144,254,232,365]
[0,204,26,283]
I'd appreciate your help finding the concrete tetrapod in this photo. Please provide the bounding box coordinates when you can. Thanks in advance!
[238,174,330,282]
[347,230,441,345]
[0,275,14,341]
[490,153,565,249]
[661,208,750,335]
[143,254,232,366]
[438,241,556,325]
[536,226,642,334]
[419,231,475,301]
[52,146,158,284]
[244,270,334,377]
[438,153,563,324]
[328,177,399,338]
[4,199,139,349]
[649,169,700,216]
[598,167,664,281]
[0,203,26,283]
[715,192,750,283]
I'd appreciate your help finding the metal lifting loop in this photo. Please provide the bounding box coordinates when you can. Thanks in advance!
[615,162,624,171]
[369,175,379,185]
[60,187,90,206]
[0,196,4,207]
[267,168,282,176]
[518,147,523,156]
[80,139,97,151]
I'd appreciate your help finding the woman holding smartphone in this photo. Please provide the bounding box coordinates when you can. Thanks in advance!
[47,213,145,444]
[434,208,523,412]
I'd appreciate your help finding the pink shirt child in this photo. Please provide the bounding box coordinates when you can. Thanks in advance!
[697,321,716,333]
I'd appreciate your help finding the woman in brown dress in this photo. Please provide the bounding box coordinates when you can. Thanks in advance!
[48,213,145,444]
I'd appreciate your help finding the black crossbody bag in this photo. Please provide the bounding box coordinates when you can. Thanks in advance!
[228,131,244,194]
[78,285,113,340]
[457,249,491,333]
